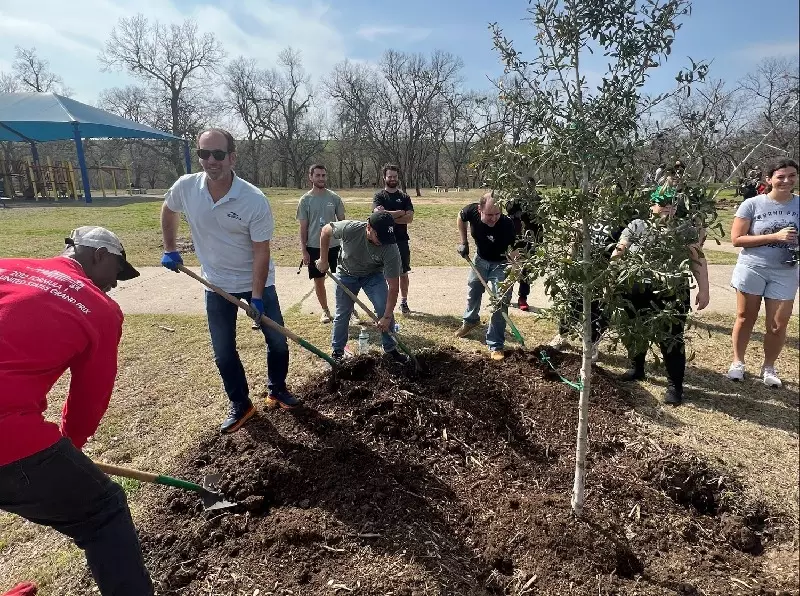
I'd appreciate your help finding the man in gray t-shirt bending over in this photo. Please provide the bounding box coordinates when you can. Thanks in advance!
[314,212,408,363]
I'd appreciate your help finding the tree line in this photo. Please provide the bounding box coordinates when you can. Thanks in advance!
[1,15,797,194]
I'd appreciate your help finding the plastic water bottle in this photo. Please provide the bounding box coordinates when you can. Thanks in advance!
[358,328,369,354]
[392,323,401,333]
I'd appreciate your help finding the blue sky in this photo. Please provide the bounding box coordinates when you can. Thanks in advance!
[1,0,797,108]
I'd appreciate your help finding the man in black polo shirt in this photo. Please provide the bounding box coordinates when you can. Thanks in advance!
[373,163,414,314]
[455,192,517,361]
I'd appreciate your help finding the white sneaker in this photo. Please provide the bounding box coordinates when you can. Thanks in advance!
[727,361,745,381]
[549,334,568,349]
[761,366,782,388]
[320,311,332,324]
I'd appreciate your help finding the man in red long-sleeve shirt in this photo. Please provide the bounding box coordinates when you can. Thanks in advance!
[0,226,154,596]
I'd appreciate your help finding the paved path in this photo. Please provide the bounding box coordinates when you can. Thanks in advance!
[109,265,798,317]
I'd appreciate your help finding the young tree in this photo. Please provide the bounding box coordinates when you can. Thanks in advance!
[481,0,712,516]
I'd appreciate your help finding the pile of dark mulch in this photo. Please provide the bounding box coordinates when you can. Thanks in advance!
[128,347,794,595]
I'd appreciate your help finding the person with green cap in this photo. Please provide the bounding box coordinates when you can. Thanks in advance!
[611,184,710,406]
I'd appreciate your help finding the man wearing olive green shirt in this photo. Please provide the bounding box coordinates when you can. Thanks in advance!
[314,212,408,364]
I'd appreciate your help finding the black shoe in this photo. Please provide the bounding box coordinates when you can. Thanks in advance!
[332,350,345,363]
[265,388,300,410]
[663,385,683,406]
[386,349,410,364]
[618,368,645,382]
[220,401,255,433]
[400,301,411,315]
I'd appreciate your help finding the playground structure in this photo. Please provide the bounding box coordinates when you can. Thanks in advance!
[0,158,140,201]
[0,92,188,203]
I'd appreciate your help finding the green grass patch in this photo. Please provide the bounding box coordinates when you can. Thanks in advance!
[0,188,478,267]
[703,249,739,265]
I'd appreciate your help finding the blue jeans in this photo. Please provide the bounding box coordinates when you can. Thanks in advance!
[205,285,289,405]
[463,255,511,351]
[0,439,154,595]
[332,272,397,353]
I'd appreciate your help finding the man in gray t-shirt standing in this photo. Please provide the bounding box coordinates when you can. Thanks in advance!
[314,212,408,363]
[297,164,345,323]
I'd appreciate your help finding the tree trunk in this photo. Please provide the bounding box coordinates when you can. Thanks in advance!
[571,166,592,517]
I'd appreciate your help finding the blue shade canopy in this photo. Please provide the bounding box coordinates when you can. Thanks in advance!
[0,92,181,142]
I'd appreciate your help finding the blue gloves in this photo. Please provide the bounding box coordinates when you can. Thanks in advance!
[161,251,183,272]
[249,298,264,323]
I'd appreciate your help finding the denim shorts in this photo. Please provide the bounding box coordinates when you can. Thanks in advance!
[731,261,799,301]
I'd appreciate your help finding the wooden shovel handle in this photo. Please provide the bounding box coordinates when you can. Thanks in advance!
[176,264,337,366]
[94,462,159,483]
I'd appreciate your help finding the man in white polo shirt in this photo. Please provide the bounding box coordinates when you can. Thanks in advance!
[160,128,298,434]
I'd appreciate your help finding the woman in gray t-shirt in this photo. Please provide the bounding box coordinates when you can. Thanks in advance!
[727,158,799,388]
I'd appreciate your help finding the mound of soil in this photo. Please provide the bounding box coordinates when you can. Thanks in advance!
[135,348,795,595]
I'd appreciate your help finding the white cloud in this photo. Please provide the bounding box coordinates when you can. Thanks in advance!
[356,25,433,43]
[734,41,799,62]
[0,0,348,104]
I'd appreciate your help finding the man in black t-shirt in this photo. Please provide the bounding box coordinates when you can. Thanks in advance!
[506,180,543,311]
[373,163,414,314]
[455,192,517,361]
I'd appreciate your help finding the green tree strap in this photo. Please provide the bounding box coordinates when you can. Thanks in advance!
[539,350,583,391]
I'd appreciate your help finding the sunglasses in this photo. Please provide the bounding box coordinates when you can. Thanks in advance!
[196,148,230,161]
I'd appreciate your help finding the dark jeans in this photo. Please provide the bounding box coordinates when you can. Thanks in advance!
[0,439,153,595]
[558,296,608,343]
[205,285,289,405]
[623,284,690,389]
[332,272,397,352]
[518,280,530,300]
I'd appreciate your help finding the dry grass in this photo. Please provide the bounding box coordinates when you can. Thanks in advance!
[595,313,799,523]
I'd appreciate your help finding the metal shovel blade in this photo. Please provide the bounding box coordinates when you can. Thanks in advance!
[201,473,237,511]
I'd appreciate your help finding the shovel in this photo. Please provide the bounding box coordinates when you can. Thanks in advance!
[324,271,421,371]
[462,255,525,345]
[176,264,337,368]
[94,462,237,512]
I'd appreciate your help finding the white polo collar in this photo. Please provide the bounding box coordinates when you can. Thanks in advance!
[200,172,241,206]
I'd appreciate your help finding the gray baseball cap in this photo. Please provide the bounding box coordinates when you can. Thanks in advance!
[65,226,140,281]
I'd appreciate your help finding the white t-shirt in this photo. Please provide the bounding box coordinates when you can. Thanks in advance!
[734,194,800,269]
[165,173,276,292]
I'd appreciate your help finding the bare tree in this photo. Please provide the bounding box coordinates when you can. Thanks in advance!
[440,92,487,187]
[664,79,750,180]
[99,85,153,122]
[740,56,800,157]
[99,15,224,176]
[98,85,174,188]
[268,48,324,188]
[224,57,269,185]
[0,72,19,93]
[12,46,71,95]
[329,50,463,195]
[224,48,324,188]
